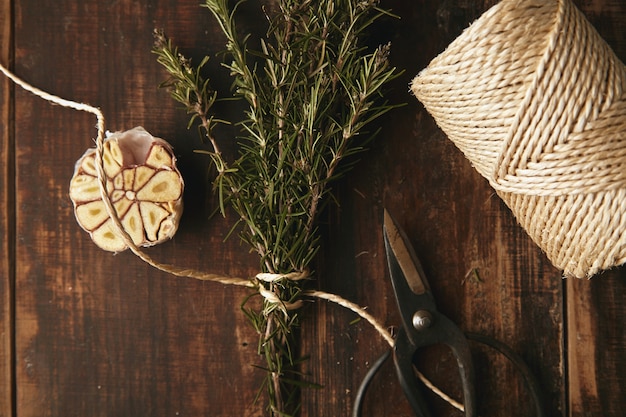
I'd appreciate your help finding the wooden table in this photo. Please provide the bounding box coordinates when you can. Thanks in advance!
[1,1,625,416]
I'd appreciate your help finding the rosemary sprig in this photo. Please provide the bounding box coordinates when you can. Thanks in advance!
[153,1,401,415]
[153,29,222,153]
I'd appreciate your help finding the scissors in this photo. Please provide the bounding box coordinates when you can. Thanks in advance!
[352,209,545,417]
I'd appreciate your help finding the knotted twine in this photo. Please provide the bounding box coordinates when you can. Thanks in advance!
[412,0,626,278]
[0,62,466,411]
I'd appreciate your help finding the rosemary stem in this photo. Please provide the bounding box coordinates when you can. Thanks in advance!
[155,1,402,415]
[265,315,284,415]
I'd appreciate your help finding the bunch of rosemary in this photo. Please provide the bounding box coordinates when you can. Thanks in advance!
[153,0,400,415]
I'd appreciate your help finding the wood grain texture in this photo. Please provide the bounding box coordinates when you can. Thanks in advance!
[567,275,626,417]
[4,1,626,417]
[13,1,262,416]
[0,0,14,413]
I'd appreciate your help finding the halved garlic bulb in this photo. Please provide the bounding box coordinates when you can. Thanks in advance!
[69,127,184,252]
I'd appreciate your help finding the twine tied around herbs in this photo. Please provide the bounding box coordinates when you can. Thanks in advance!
[256,271,308,312]
[412,0,626,278]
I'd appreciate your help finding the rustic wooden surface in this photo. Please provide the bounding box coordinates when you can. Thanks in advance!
[1,1,625,416]
[1,0,14,414]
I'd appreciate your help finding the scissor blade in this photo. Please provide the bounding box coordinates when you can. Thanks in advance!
[383,209,429,295]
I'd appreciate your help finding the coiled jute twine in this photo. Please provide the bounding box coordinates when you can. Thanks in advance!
[0,62,468,411]
[412,0,626,278]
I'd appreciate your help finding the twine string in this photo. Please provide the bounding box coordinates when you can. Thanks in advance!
[256,271,309,311]
[1,61,463,412]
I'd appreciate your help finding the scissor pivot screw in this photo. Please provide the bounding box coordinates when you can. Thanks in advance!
[412,310,433,331]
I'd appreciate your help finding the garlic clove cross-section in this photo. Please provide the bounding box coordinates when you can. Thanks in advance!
[69,127,184,252]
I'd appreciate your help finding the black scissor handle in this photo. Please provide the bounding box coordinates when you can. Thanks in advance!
[393,328,434,417]
[353,330,546,417]
[394,312,477,417]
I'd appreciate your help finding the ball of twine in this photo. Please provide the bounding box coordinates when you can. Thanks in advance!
[412,0,626,278]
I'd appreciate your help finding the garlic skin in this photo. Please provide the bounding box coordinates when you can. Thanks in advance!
[69,127,184,252]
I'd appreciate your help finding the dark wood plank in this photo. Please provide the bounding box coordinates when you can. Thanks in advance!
[13,1,263,416]
[0,0,14,414]
[567,275,626,417]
